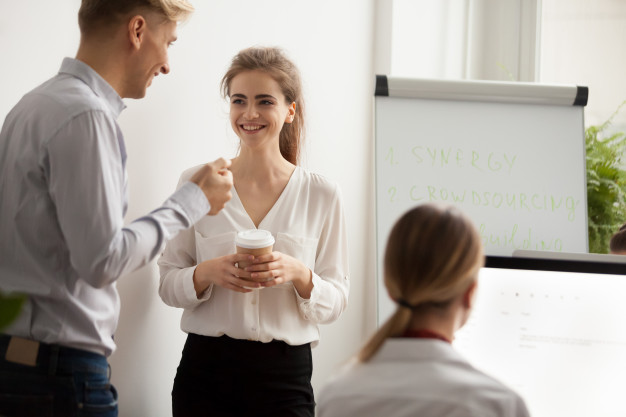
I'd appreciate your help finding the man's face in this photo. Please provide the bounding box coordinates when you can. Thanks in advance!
[126,17,177,99]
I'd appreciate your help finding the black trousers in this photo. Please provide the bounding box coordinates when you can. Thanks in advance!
[172,334,315,417]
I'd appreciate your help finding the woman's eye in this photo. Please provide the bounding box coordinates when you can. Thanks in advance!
[231,99,244,104]
[260,100,274,105]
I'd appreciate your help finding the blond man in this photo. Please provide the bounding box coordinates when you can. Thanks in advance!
[0,1,232,416]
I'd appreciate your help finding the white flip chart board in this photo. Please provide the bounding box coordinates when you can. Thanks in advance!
[375,75,589,324]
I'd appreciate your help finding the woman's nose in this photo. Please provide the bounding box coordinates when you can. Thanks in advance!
[244,105,259,119]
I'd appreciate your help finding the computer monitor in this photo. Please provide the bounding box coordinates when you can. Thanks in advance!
[454,255,626,417]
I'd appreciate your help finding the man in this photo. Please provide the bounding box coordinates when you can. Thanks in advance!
[610,223,626,255]
[0,1,232,416]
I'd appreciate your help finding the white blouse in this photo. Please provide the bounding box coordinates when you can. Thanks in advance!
[317,339,530,417]
[158,166,350,346]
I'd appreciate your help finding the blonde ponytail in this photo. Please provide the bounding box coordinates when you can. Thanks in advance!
[358,307,412,362]
[358,203,484,362]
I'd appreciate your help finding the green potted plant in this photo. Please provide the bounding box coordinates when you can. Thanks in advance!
[586,101,626,253]
[0,291,25,331]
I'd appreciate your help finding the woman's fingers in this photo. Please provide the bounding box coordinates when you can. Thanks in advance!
[225,282,253,293]
[230,263,253,279]
[260,276,284,288]
[229,274,261,289]
[251,252,278,264]
[245,261,279,273]
[248,269,277,281]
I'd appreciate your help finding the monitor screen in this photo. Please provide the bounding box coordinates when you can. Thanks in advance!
[453,256,626,417]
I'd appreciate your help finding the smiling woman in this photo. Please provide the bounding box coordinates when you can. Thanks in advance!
[0,1,376,416]
[227,70,296,157]
[222,47,306,165]
[157,46,350,417]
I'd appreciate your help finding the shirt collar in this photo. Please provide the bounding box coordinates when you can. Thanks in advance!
[59,57,126,118]
[373,338,467,364]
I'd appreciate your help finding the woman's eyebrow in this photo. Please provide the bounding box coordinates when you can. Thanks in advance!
[255,94,277,100]
[230,93,277,100]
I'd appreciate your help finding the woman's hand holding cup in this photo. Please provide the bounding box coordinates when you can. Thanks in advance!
[235,229,276,289]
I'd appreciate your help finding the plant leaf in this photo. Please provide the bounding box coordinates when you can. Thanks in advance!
[0,293,26,331]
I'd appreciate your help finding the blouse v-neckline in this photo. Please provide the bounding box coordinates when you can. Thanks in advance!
[231,166,300,230]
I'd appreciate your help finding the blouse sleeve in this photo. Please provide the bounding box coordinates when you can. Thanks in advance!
[158,172,214,309]
[295,183,350,324]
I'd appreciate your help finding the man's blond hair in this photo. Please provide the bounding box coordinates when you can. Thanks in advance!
[78,0,194,36]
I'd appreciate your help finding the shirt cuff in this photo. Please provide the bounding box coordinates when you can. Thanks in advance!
[179,266,213,306]
[170,181,211,225]
[294,272,322,318]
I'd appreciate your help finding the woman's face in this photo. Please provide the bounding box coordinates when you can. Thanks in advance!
[228,70,296,149]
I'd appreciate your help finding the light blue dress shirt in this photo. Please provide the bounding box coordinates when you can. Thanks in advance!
[0,58,210,356]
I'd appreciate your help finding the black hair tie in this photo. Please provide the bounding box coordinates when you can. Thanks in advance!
[396,298,415,310]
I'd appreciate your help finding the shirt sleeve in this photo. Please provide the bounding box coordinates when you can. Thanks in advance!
[46,110,210,289]
[515,394,531,417]
[158,172,215,309]
[295,183,350,324]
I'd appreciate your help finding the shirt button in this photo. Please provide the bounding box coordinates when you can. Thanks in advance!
[251,327,256,331]
[251,299,256,305]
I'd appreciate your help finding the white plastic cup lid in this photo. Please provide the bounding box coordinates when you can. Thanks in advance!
[235,229,275,249]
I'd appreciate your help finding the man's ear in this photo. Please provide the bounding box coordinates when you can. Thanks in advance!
[462,279,478,309]
[128,15,147,50]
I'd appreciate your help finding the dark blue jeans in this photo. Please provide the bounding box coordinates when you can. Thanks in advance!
[0,335,118,417]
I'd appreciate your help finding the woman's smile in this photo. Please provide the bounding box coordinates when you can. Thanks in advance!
[241,123,266,133]
[228,70,295,145]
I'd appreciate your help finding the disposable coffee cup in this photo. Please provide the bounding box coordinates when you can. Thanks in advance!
[235,229,275,271]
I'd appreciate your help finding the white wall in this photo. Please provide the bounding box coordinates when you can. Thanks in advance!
[0,1,377,416]
[540,0,626,129]
[387,0,539,82]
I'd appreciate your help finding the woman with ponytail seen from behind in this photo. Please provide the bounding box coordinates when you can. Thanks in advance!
[317,203,530,417]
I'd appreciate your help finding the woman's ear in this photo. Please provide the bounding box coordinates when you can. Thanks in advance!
[462,279,478,310]
[284,102,296,123]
